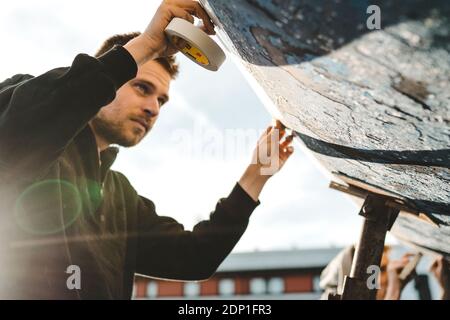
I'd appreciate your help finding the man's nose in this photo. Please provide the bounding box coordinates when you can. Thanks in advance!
[143,98,160,118]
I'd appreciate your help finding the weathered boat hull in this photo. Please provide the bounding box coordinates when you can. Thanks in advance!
[202,0,450,256]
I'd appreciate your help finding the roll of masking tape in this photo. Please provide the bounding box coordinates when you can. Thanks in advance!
[165,18,226,71]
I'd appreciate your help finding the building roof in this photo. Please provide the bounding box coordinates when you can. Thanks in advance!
[217,248,343,272]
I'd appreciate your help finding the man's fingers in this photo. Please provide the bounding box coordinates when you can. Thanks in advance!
[283,146,294,155]
[169,0,215,34]
[280,144,294,154]
[276,127,286,141]
[269,123,285,140]
[281,134,294,148]
[275,119,286,130]
[430,260,438,272]
[262,124,284,141]
[280,135,294,156]
[280,146,294,162]
[168,6,195,24]
[273,120,289,141]
[190,2,215,34]
[199,24,215,35]
[258,123,294,160]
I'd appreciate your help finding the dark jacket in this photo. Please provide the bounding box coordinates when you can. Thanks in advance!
[0,46,259,299]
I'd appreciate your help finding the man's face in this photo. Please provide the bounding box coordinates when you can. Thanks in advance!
[90,59,171,148]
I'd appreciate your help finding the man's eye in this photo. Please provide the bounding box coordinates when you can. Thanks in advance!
[135,83,149,95]
[158,98,166,107]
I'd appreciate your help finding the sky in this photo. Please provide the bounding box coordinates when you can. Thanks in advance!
[0,0,399,252]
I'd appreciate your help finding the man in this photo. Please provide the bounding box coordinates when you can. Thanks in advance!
[0,0,294,299]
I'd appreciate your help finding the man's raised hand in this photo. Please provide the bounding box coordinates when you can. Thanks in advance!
[125,0,215,65]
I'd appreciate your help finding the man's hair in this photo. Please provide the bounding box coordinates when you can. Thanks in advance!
[95,32,179,79]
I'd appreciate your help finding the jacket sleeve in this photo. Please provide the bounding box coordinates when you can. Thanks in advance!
[135,183,260,281]
[0,46,137,179]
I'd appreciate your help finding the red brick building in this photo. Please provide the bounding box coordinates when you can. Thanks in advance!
[133,248,342,299]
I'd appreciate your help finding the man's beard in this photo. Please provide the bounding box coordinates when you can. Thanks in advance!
[90,116,141,148]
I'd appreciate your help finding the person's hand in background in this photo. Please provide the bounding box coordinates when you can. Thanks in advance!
[430,256,450,300]
[384,253,417,300]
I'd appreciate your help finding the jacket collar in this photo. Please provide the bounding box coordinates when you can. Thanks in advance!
[75,125,120,183]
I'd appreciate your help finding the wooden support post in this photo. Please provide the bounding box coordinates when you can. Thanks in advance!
[340,194,399,299]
